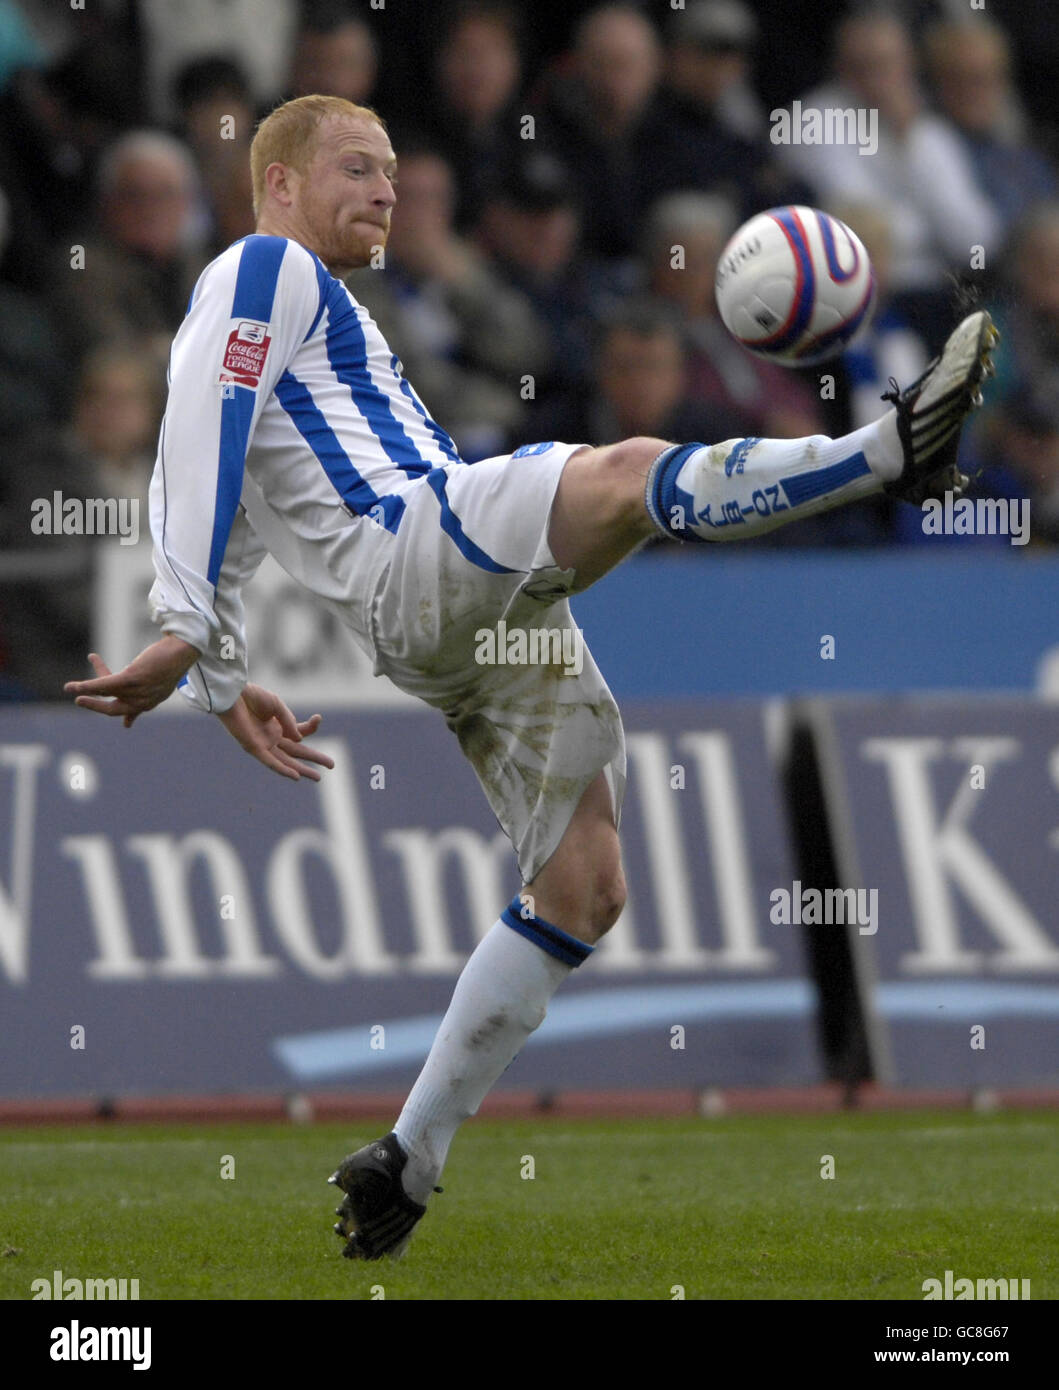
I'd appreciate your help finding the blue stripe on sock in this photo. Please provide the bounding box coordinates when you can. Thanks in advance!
[500,895,593,967]
[781,450,871,507]
[645,443,706,541]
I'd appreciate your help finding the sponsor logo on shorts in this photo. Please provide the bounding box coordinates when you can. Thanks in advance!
[219,319,272,387]
[511,441,555,458]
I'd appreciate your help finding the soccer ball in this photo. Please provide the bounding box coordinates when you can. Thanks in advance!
[715,205,875,366]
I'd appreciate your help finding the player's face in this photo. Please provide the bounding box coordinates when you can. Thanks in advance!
[296,117,397,274]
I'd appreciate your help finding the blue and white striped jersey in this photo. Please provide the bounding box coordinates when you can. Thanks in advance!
[148,233,463,711]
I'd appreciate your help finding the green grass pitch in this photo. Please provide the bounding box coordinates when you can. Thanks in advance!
[1,1111,1055,1300]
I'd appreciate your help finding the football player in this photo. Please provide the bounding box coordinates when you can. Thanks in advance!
[67,95,997,1259]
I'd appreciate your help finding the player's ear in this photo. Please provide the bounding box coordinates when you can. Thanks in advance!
[264,160,297,207]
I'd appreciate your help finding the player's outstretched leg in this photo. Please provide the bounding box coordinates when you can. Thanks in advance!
[643,310,998,545]
[548,310,998,579]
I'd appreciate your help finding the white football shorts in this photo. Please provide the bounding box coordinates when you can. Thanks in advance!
[365,441,627,883]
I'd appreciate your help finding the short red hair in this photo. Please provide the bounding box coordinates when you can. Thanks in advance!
[250,94,387,217]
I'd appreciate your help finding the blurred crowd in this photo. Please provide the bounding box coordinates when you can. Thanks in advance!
[1,0,1058,698]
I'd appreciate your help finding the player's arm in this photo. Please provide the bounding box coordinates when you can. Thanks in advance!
[174,500,267,715]
[65,639,202,727]
[170,498,335,779]
[67,647,334,780]
[67,237,334,779]
[147,235,321,700]
[216,684,334,782]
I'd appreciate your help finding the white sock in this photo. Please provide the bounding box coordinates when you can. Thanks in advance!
[645,412,903,543]
[392,896,591,1204]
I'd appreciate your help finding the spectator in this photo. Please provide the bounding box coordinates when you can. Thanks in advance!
[6,339,161,522]
[200,147,256,259]
[346,148,550,460]
[664,0,765,142]
[49,130,207,369]
[62,342,162,509]
[645,0,811,218]
[136,0,297,123]
[0,0,48,89]
[976,5,1059,143]
[534,3,666,258]
[175,56,256,157]
[288,6,377,106]
[643,191,823,440]
[476,150,634,400]
[925,16,1057,237]
[528,299,730,449]
[173,57,257,255]
[987,201,1059,418]
[830,200,930,431]
[984,387,1059,546]
[0,34,142,279]
[431,2,526,230]
[0,185,67,432]
[0,342,163,699]
[774,11,1003,348]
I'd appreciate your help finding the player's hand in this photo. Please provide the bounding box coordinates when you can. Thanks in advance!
[64,638,200,727]
[217,683,335,782]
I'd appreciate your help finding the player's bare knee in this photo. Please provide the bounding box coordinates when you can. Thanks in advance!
[616,436,673,473]
[539,838,625,944]
[605,436,671,520]
[595,866,627,936]
[584,851,626,941]
[577,437,670,527]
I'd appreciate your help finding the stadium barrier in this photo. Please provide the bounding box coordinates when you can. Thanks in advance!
[2,692,1056,1100]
